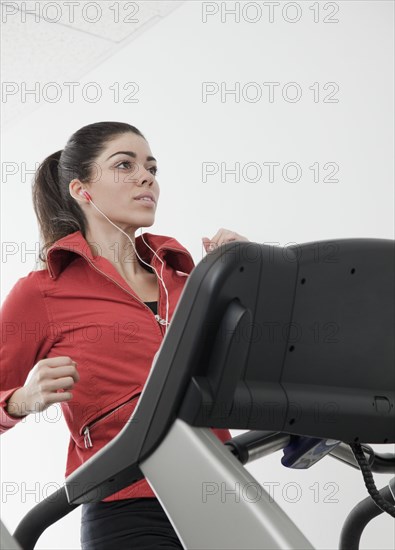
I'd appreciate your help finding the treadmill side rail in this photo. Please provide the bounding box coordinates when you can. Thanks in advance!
[1,519,22,550]
[140,419,315,550]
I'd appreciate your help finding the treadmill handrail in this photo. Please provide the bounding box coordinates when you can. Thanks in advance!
[339,479,395,549]
[224,431,395,473]
[13,431,395,550]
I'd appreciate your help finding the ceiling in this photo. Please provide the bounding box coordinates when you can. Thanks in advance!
[1,1,185,127]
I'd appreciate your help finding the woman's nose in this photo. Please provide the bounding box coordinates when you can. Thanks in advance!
[135,166,154,186]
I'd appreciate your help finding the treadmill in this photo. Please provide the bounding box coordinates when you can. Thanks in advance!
[2,238,394,549]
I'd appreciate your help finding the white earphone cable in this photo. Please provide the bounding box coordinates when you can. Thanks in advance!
[87,198,170,332]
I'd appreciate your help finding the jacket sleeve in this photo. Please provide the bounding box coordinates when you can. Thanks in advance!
[211,428,233,444]
[0,272,53,434]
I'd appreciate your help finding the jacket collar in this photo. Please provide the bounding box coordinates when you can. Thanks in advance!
[46,230,194,280]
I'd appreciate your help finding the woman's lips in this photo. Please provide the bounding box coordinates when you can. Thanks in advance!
[135,198,155,207]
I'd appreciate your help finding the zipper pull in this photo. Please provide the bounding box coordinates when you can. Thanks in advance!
[154,314,168,326]
[84,426,93,448]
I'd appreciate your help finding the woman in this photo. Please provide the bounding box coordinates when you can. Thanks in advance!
[0,121,249,549]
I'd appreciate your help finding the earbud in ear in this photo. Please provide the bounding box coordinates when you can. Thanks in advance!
[81,190,92,201]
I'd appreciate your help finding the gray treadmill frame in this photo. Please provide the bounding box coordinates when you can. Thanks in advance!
[1,519,22,550]
[140,418,314,549]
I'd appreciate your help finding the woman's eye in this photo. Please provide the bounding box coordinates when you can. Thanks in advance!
[115,161,158,176]
[116,161,132,169]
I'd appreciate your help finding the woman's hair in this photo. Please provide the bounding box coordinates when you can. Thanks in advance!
[32,121,145,268]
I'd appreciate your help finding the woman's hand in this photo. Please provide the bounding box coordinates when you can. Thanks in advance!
[6,356,80,417]
[202,228,250,253]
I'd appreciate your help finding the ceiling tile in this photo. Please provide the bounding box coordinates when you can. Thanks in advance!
[1,1,184,126]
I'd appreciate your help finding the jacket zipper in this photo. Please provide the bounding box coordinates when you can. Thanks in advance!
[148,245,194,327]
[82,392,141,449]
[61,250,164,332]
[47,245,193,333]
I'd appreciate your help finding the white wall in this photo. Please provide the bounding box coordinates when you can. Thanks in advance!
[1,1,394,549]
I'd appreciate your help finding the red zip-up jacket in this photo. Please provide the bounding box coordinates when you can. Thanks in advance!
[0,230,232,501]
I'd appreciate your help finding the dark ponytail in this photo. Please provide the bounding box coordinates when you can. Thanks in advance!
[32,148,83,266]
[32,121,145,269]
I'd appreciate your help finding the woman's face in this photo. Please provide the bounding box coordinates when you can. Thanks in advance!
[82,132,159,232]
